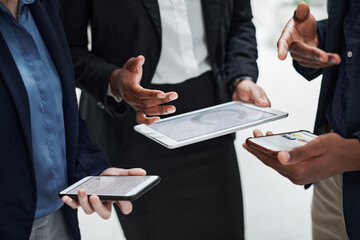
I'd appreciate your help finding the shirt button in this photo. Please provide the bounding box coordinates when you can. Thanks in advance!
[347,51,353,58]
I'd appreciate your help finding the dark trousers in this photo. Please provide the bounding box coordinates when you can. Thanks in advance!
[114,72,244,240]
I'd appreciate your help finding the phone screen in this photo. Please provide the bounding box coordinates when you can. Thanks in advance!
[249,131,317,152]
[65,176,153,196]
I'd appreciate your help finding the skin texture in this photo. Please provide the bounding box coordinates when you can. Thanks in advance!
[1,0,19,20]
[62,168,147,219]
[243,130,360,185]
[232,79,271,107]
[277,2,341,68]
[110,56,178,125]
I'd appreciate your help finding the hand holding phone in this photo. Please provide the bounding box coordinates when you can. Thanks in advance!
[246,130,317,158]
[60,167,155,219]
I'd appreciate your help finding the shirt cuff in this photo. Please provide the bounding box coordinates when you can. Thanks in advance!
[107,84,122,103]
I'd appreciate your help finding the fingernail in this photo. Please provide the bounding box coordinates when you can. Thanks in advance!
[169,94,178,100]
[167,108,175,114]
[157,93,165,98]
[282,152,291,162]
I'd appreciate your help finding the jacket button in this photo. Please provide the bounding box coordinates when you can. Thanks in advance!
[97,102,105,109]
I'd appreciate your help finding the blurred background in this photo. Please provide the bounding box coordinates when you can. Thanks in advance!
[77,0,328,239]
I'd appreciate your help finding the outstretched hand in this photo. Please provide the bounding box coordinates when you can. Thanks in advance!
[277,2,341,68]
[110,56,178,125]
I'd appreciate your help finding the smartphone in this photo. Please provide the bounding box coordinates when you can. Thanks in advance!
[246,130,318,158]
[59,175,160,201]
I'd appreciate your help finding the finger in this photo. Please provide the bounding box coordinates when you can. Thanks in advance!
[116,201,133,215]
[128,168,147,176]
[62,196,80,209]
[78,189,95,214]
[266,131,273,136]
[127,94,178,109]
[137,105,176,116]
[101,167,146,176]
[278,138,323,165]
[89,195,112,219]
[123,55,145,74]
[290,42,329,63]
[294,2,310,23]
[277,29,293,60]
[124,86,166,100]
[249,87,271,107]
[136,112,160,125]
[253,129,264,137]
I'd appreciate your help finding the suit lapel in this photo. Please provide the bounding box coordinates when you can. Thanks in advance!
[326,0,348,53]
[201,0,220,63]
[0,33,33,158]
[141,0,162,38]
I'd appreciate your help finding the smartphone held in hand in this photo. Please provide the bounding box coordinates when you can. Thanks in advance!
[246,130,318,158]
[59,175,160,201]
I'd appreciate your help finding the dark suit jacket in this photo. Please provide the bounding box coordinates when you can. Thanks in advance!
[0,1,110,239]
[60,0,258,161]
[293,1,360,238]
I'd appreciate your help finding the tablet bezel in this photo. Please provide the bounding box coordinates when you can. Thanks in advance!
[134,101,289,149]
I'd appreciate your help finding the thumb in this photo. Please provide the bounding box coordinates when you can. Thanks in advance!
[123,55,145,74]
[278,138,321,165]
[294,2,310,23]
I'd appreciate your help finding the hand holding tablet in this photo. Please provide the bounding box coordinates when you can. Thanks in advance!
[134,101,288,149]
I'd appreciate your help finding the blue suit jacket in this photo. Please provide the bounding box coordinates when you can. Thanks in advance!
[293,1,360,239]
[0,0,110,239]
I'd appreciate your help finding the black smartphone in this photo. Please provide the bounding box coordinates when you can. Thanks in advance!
[246,130,318,158]
[59,175,160,201]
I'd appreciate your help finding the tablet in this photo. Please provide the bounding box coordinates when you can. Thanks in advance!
[134,101,288,149]
[59,176,160,201]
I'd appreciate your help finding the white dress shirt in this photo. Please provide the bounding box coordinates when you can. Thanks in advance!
[152,0,212,84]
[107,0,211,100]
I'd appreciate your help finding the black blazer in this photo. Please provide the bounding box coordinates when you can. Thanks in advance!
[60,0,258,158]
[0,1,110,239]
[294,1,360,238]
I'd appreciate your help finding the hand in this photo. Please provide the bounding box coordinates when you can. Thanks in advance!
[110,55,178,125]
[243,130,360,185]
[62,168,146,219]
[277,2,341,68]
[232,80,271,107]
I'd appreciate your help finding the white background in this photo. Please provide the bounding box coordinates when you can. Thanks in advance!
[77,1,328,239]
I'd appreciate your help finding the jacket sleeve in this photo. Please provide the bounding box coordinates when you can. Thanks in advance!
[74,115,111,181]
[59,0,129,117]
[225,0,258,95]
[293,19,329,81]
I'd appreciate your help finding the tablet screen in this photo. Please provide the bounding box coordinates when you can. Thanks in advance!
[66,176,151,195]
[148,104,275,141]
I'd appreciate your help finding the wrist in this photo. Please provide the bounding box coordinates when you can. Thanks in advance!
[110,69,122,98]
[343,138,360,172]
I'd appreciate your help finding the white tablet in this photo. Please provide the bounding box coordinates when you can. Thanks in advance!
[134,101,288,149]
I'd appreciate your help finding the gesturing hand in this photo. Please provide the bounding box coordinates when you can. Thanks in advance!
[277,2,341,68]
[62,168,146,219]
[110,56,178,125]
